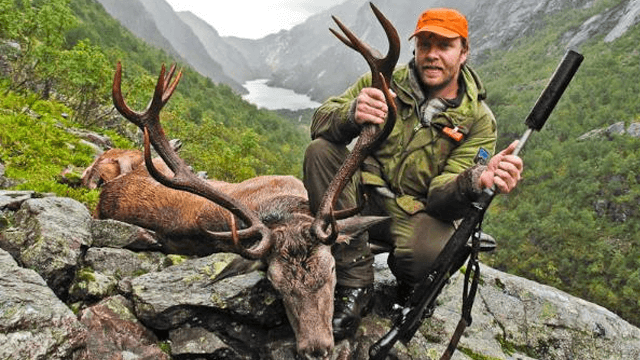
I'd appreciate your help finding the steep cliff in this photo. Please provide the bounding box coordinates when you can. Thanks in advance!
[94,0,246,94]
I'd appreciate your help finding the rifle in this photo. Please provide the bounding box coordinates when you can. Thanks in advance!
[369,49,584,360]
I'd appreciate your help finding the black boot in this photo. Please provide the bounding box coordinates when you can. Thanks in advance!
[396,281,415,307]
[333,285,374,340]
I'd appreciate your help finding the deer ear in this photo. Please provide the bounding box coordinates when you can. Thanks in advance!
[211,256,267,283]
[116,157,134,174]
[335,216,390,244]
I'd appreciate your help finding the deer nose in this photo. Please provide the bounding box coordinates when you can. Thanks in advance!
[300,348,329,360]
[298,337,333,360]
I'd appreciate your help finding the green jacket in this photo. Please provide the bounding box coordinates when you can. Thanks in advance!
[311,62,497,221]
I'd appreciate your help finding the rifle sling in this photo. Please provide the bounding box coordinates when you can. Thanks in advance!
[440,221,484,360]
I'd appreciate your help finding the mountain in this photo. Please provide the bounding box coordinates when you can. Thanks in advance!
[95,0,640,103]
[94,0,246,94]
[176,11,256,84]
[227,0,640,101]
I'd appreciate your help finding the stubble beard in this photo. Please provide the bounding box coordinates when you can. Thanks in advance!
[419,66,457,97]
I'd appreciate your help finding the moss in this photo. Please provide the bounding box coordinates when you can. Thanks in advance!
[68,302,82,315]
[200,264,214,277]
[158,341,172,354]
[425,348,441,359]
[0,212,14,230]
[459,347,503,360]
[166,254,187,266]
[539,301,558,321]
[182,274,204,284]
[496,334,517,356]
[132,268,149,277]
[419,317,448,343]
[496,333,539,358]
[104,298,137,322]
[76,267,96,282]
[263,294,276,306]
[210,292,226,309]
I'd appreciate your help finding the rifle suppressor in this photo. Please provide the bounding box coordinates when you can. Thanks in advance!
[525,50,584,131]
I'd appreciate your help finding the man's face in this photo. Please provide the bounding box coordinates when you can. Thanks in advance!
[413,32,468,97]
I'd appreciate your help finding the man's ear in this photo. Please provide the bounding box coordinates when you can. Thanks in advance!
[459,40,468,64]
[460,50,468,65]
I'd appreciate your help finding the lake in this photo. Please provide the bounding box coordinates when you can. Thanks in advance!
[242,79,321,111]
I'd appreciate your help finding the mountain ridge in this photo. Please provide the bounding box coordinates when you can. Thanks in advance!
[94,0,640,103]
[94,0,246,94]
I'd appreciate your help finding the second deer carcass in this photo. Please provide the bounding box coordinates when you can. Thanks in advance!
[81,140,181,189]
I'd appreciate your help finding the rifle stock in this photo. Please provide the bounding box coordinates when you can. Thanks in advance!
[368,50,583,360]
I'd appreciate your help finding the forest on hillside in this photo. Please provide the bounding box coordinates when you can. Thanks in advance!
[474,2,640,327]
[1,0,639,329]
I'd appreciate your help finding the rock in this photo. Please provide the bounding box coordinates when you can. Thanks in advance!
[0,190,52,211]
[169,326,242,358]
[429,265,640,359]
[75,295,170,360]
[606,121,626,136]
[13,197,92,300]
[0,248,86,359]
[91,218,163,251]
[130,253,286,330]
[627,122,640,137]
[69,247,169,302]
[1,193,640,359]
[578,121,640,141]
[62,126,114,151]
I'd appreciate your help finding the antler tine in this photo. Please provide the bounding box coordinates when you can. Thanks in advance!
[330,3,400,88]
[163,63,176,91]
[330,15,382,86]
[369,2,401,83]
[161,63,182,104]
[115,62,274,259]
[329,16,363,53]
[113,62,142,127]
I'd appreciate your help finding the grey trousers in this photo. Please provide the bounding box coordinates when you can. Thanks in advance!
[303,138,455,287]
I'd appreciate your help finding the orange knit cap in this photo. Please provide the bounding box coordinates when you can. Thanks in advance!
[409,8,468,40]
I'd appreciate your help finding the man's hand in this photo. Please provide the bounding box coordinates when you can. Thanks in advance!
[354,87,395,125]
[479,140,523,194]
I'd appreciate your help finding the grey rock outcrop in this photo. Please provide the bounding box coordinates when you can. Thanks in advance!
[0,248,86,359]
[1,189,639,359]
[577,121,640,140]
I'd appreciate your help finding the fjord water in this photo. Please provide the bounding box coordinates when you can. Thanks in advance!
[242,79,321,111]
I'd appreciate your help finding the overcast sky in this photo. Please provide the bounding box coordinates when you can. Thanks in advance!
[164,0,348,39]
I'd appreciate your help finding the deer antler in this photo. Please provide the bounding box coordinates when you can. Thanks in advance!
[311,2,400,244]
[113,62,274,259]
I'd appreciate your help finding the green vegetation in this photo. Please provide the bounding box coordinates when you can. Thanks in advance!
[1,0,639,332]
[474,0,640,327]
[0,0,308,213]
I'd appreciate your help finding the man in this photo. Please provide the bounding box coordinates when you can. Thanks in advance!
[303,8,523,340]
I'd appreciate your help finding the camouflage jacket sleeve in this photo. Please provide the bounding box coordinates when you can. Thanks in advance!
[310,73,373,144]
